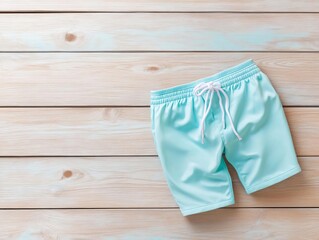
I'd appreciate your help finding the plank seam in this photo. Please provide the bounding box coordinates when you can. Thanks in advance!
[0,106,316,108]
[2,51,319,53]
[0,154,319,159]
[1,11,319,14]
[0,207,318,210]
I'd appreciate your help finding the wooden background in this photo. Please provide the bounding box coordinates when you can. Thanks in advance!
[0,1,318,239]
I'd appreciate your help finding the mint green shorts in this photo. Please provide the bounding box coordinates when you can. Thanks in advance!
[150,59,301,216]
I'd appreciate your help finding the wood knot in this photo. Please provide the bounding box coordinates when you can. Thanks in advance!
[65,33,77,42]
[63,170,73,178]
[146,66,160,72]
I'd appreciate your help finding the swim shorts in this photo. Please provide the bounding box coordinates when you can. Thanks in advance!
[150,59,301,216]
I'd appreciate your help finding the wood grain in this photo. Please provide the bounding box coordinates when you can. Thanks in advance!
[0,157,314,208]
[1,0,319,12]
[1,53,318,106]
[0,0,317,237]
[0,13,319,51]
[0,107,316,156]
[0,209,318,239]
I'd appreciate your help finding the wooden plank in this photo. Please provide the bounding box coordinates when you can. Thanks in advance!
[1,0,319,12]
[0,13,319,51]
[1,53,318,106]
[0,156,171,208]
[0,209,318,239]
[0,157,315,208]
[0,107,316,156]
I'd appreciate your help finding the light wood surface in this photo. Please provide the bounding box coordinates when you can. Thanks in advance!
[0,209,318,239]
[0,107,316,156]
[0,1,318,238]
[0,13,319,51]
[0,53,318,106]
[1,0,319,12]
[0,157,315,208]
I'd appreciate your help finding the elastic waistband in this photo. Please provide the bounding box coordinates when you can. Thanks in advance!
[150,59,261,105]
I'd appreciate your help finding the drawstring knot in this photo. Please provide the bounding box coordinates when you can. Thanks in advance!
[193,81,242,144]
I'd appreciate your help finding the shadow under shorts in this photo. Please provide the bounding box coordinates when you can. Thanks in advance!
[150,59,301,216]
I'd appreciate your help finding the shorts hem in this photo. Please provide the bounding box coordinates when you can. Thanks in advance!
[181,198,235,217]
[245,165,302,194]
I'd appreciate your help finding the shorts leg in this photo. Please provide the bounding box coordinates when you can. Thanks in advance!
[223,71,301,194]
[151,96,235,216]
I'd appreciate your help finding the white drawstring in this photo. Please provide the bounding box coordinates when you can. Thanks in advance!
[193,81,242,144]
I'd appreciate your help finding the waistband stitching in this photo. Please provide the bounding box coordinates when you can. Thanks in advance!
[151,64,260,105]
